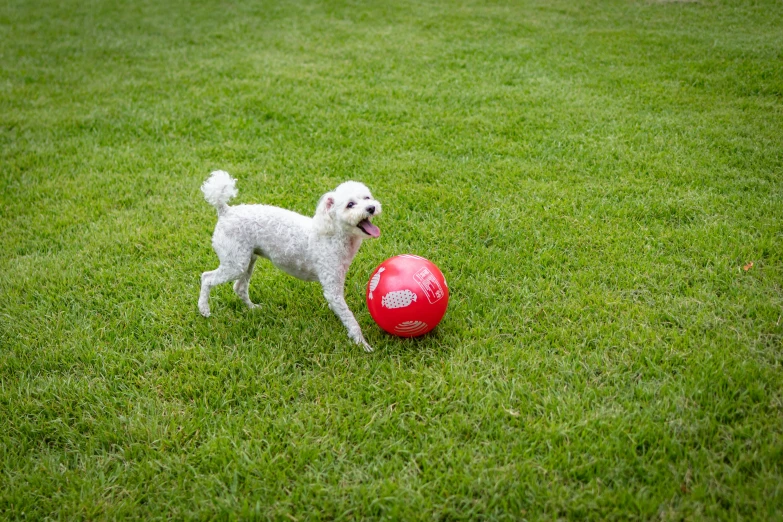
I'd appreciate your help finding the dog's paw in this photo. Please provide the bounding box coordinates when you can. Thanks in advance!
[348,328,373,353]
[198,304,211,317]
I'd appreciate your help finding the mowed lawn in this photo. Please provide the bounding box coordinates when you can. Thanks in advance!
[2,0,782,519]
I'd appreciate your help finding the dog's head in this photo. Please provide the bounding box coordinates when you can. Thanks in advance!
[313,181,382,238]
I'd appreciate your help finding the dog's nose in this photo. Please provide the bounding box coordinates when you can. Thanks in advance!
[366,205,376,215]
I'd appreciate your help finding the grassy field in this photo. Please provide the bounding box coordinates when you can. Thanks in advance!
[2,0,782,519]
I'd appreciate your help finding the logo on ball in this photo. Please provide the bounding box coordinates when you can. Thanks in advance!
[413,267,445,304]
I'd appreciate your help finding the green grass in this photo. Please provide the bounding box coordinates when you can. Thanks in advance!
[1,0,782,518]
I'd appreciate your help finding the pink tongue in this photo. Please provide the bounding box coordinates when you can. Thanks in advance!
[360,220,381,238]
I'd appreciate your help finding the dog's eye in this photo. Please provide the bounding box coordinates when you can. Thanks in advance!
[346,202,355,209]
[363,196,370,200]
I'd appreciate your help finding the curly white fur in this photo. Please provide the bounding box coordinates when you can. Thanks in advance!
[198,170,383,352]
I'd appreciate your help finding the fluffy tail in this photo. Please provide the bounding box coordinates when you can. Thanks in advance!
[201,170,237,215]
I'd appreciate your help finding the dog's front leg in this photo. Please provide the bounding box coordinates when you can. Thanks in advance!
[321,278,373,353]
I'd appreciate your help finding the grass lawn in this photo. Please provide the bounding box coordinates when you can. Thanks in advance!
[2,0,782,518]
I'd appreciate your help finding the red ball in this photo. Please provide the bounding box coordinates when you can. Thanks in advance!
[366,255,449,337]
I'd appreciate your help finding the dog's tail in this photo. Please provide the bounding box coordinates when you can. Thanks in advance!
[201,170,237,215]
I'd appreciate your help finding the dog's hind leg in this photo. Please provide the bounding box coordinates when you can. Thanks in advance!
[233,254,260,309]
[199,252,252,317]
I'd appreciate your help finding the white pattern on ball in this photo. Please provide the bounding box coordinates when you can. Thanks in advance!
[368,267,385,299]
[394,321,429,335]
[381,289,417,309]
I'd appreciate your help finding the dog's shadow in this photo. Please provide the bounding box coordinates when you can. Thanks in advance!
[198,270,453,364]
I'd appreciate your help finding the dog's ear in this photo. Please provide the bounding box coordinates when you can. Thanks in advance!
[313,192,336,235]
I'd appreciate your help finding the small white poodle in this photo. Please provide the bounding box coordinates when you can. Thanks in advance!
[198,170,382,352]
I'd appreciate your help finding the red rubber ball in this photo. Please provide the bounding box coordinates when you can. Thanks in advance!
[366,255,449,337]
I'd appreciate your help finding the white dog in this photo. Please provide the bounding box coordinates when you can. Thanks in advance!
[198,171,382,352]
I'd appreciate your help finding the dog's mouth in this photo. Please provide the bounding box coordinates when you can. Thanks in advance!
[357,219,380,238]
